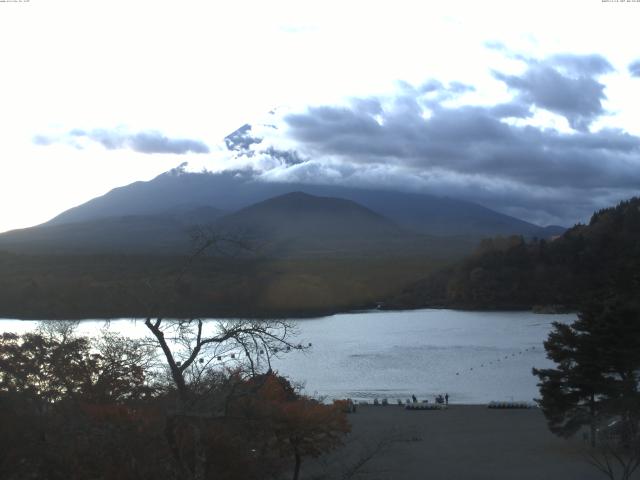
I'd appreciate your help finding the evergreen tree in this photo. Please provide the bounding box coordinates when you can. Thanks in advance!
[533,296,640,447]
[533,318,608,446]
[583,299,640,443]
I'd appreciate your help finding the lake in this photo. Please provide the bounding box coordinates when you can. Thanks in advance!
[0,309,574,404]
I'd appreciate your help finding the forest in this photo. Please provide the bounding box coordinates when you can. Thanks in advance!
[0,251,448,319]
[393,197,640,311]
[0,320,351,480]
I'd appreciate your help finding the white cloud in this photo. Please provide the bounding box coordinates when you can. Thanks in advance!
[1,0,639,231]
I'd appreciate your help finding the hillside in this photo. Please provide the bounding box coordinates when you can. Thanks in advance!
[391,197,640,310]
[0,192,469,318]
[0,191,475,258]
[218,191,398,238]
[215,192,419,256]
[0,206,224,255]
[41,167,564,239]
[0,169,571,318]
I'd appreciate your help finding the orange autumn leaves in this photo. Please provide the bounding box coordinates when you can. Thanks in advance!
[235,373,351,459]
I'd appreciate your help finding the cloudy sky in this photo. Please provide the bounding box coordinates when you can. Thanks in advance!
[1,0,639,232]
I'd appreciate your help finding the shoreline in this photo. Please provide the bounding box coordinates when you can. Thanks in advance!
[0,305,577,322]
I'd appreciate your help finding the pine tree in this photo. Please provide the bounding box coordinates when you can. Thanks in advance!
[533,296,640,447]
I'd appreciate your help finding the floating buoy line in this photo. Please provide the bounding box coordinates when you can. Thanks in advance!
[454,346,537,377]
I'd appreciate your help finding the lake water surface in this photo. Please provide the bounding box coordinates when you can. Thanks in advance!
[0,309,575,404]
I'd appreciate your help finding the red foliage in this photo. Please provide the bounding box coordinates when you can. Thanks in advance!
[233,373,351,459]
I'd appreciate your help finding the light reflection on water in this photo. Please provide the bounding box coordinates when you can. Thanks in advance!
[0,309,575,404]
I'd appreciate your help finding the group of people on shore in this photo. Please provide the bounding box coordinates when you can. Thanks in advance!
[411,393,449,405]
[358,393,451,406]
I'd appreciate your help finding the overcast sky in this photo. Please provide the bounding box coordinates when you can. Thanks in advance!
[1,0,639,232]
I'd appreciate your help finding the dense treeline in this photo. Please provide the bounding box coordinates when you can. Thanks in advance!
[0,252,447,319]
[0,323,350,480]
[393,197,640,310]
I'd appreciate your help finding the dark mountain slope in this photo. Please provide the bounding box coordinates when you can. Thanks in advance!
[0,189,477,260]
[391,197,640,310]
[0,206,224,255]
[44,168,563,238]
[217,191,399,239]
[213,192,430,257]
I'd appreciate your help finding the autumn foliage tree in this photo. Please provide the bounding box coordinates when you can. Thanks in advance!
[233,373,351,480]
[141,315,349,480]
[0,309,351,480]
[0,328,163,480]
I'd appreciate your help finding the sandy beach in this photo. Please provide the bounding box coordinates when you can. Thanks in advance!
[303,404,610,480]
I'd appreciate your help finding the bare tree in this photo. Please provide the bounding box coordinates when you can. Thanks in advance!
[37,320,80,344]
[142,317,306,480]
[586,422,640,480]
[144,317,303,406]
[307,428,414,480]
[140,233,307,480]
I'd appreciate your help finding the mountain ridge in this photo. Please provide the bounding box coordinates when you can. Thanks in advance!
[217,191,400,238]
[42,168,565,238]
[0,191,472,258]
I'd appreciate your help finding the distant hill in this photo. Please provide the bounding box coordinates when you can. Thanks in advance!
[214,191,440,258]
[0,191,475,258]
[391,197,640,310]
[219,191,397,237]
[42,167,564,239]
[0,191,481,319]
[0,206,224,255]
[0,166,565,256]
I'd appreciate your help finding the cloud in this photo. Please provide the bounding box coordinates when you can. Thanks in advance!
[284,99,639,191]
[224,123,262,152]
[222,122,304,169]
[238,63,639,226]
[32,134,53,146]
[144,52,632,227]
[128,132,209,154]
[547,53,613,75]
[484,40,506,52]
[34,128,210,154]
[259,158,632,227]
[629,59,640,77]
[492,54,613,131]
[489,102,532,119]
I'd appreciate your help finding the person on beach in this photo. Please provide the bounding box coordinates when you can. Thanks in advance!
[412,394,417,403]
[445,393,449,405]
